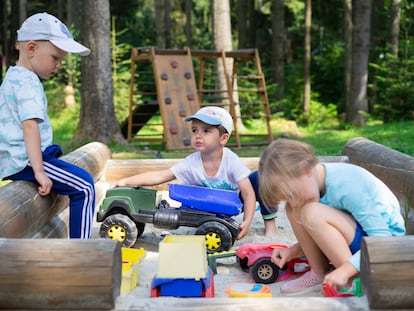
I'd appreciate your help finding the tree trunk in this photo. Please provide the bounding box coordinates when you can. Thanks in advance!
[303,0,311,115]
[347,0,372,126]
[185,0,192,47]
[344,0,352,117]
[155,1,165,48]
[76,0,125,144]
[165,0,171,48]
[271,0,285,101]
[213,0,244,131]
[237,0,248,48]
[390,0,401,55]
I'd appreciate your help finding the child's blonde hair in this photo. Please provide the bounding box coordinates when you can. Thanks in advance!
[258,139,319,208]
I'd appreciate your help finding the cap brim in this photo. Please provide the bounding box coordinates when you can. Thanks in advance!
[51,39,91,56]
[185,114,221,126]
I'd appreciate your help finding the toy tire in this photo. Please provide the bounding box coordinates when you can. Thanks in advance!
[237,256,249,272]
[195,221,233,254]
[135,222,146,238]
[249,258,279,284]
[99,214,138,248]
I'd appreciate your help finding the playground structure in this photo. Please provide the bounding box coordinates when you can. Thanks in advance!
[122,47,273,149]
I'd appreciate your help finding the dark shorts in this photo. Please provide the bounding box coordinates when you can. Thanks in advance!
[248,170,278,220]
[349,222,368,254]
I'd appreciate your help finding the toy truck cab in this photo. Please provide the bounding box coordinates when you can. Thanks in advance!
[97,184,242,253]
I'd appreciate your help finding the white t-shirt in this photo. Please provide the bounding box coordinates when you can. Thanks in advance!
[170,147,251,191]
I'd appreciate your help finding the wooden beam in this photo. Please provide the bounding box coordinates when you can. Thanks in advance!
[103,156,349,190]
[0,142,112,238]
[360,236,414,309]
[0,239,121,310]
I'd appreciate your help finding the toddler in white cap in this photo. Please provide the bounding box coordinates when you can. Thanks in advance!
[0,13,95,239]
[17,12,90,56]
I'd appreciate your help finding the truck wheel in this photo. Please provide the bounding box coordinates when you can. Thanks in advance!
[99,214,138,248]
[135,222,146,238]
[249,258,279,284]
[195,221,233,254]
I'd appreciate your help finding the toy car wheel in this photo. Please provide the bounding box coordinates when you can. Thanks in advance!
[195,221,233,254]
[237,256,249,272]
[135,222,146,238]
[99,214,138,248]
[249,258,279,284]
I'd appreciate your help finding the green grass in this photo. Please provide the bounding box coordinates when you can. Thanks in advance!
[50,106,414,158]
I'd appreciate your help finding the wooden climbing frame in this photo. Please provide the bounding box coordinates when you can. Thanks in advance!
[125,47,273,149]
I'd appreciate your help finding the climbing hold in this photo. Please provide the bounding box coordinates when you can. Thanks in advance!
[161,73,168,80]
[171,60,178,68]
[184,72,192,79]
[187,93,195,101]
[170,128,178,134]
[165,97,172,104]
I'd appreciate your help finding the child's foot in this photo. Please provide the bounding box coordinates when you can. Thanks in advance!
[280,269,324,295]
[264,219,277,237]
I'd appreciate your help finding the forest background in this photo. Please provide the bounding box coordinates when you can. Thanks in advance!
[1,0,413,158]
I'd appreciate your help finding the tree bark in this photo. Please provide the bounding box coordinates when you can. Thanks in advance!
[271,0,285,101]
[390,0,401,56]
[347,0,372,126]
[303,0,311,115]
[76,0,125,144]
[344,0,352,116]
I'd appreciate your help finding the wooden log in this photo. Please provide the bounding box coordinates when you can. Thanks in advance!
[360,236,414,309]
[103,156,349,190]
[0,238,121,310]
[342,137,414,233]
[0,142,112,238]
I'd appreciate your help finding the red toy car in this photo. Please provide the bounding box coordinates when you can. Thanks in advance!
[236,242,310,284]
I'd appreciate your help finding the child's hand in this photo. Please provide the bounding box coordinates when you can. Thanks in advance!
[35,171,53,196]
[111,179,125,188]
[271,247,292,269]
[237,220,250,240]
[323,261,357,291]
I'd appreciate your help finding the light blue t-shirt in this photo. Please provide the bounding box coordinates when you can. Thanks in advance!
[0,66,53,179]
[320,162,406,271]
[171,147,251,191]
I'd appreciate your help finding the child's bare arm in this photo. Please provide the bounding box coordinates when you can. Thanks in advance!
[22,119,52,196]
[237,177,256,239]
[113,168,175,187]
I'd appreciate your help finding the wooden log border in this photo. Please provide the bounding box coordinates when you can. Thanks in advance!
[0,142,112,239]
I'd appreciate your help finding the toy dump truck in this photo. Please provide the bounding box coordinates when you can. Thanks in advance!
[97,184,242,253]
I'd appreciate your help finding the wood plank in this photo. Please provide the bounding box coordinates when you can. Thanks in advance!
[360,236,414,309]
[0,239,121,310]
[116,296,368,310]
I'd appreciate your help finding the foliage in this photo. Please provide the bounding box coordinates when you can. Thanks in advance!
[370,51,414,122]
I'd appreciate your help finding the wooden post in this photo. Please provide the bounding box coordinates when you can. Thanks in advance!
[0,142,112,238]
[360,236,414,309]
[0,239,121,310]
[342,137,414,233]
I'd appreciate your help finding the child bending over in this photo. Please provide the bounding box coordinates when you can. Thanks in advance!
[258,138,405,295]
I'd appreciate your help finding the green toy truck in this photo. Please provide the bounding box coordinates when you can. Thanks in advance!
[97,184,243,253]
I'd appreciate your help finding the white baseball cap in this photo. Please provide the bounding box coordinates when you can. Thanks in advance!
[17,12,90,56]
[185,106,233,135]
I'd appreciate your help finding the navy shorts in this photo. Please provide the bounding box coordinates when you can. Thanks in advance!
[248,171,278,220]
[349,222,368,254]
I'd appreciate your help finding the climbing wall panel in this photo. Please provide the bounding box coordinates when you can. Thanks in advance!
[152,50,200,149]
